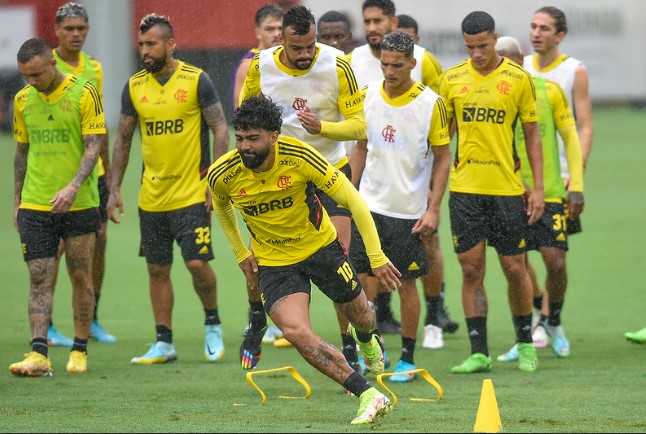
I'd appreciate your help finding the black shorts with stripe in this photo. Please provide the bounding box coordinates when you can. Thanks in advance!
[258,239,362,314]
[449,192,528,256]
[18,208,99,261]
[139,203,214,264]
[350,212,428,279]
[526,201,569,251]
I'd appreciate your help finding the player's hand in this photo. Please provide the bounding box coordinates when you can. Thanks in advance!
[566,191,584,220]
[49,185,78,213]
[296,106,322,135]
[526,187,544,225]
[411,209,439,240]
[107,190,124,224]
[239,255,259,289]
[371,261,402,292]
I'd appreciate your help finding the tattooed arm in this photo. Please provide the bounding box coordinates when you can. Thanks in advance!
[49,133,102,213]
[107,114,137,224]
[13,142,28,231]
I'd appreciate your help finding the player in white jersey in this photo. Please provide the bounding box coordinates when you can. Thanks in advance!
[523,5,593,349]
[348,0,457,348]
[350,31,450,382]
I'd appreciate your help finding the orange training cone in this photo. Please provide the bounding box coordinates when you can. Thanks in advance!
[473,379,502,433]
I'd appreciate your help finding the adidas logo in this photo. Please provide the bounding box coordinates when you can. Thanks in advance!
[408,262,420,271]
[555,233,566,242]
[47,114,54,121]
[199,246,209,254]
[518,239,526,249]
[469,330,479,337]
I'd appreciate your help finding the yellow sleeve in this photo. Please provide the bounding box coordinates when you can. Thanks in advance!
[319,56,366,141]
[210,183,253,263]
[428,97,450,147]
[519,73,538,123]
[12,87,29,143]
[550,82,583,192]
[239,53,262,105]
[559,124,584,192]
[80,82,106,136]
[421,50,444,94]
[329,179,389,268]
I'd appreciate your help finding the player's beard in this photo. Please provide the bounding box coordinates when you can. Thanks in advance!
[142,55,166,73]
[240,146,270,169]
[285,51,313,70]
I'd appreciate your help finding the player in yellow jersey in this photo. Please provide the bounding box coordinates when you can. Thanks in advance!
[208,94,399,425]
[494,36,584,362]
[108,14,230,365]
[43,1,116,347]
[395,12,460,349]
[238,5,366,371]
[524,6,594,349]
[231,3,285,111]
[349,32,450,383]
[10,38,105,376]
[439,11,544,374]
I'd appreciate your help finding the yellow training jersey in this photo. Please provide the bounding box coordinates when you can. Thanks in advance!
[207,136,343,266]
[13,75,106,210]
[439,58,537,195]
[127,61,211,212]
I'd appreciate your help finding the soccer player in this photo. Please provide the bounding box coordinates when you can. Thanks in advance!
[396,12,460,349]
[108,13,229,364]
[493,36,584,363]
[438,11,544,373]
[44,1,116,347]
[208,94,398,425]
[317,10,354,53]
[349,31,450,382]
[231,3,285,110]
[231,2,286,347]
[238,5,366,373]
[522,5,594,349]
[10,38,105,376]
[348,0,457,344]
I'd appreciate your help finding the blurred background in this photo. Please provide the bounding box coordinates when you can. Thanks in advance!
[0,0,644,131]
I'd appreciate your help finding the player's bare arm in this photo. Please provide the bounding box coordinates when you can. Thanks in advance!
[99,133,111,186]
[50,133,102,214]
[107,114,137,223]
[202,102,230,160]
[13,142,28,232]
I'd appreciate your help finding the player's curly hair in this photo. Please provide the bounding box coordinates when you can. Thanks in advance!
[233,95,283,133]
[381,31,414,58]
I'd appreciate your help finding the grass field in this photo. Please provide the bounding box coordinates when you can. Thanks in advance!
[0,106,645,433]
